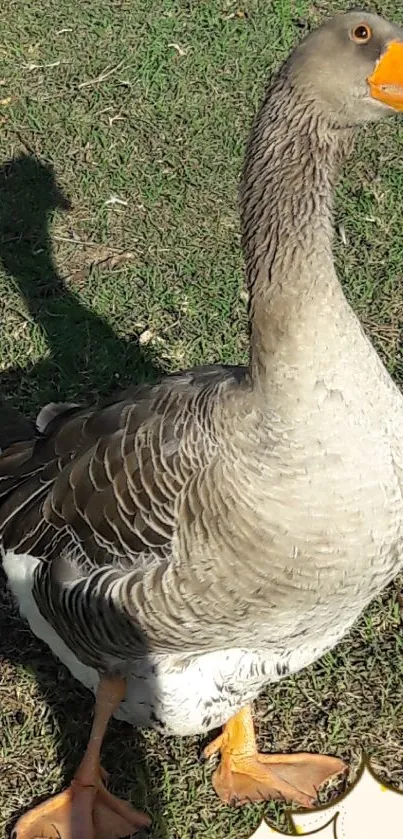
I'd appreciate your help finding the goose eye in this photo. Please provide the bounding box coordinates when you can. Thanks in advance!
[351,23,372,44]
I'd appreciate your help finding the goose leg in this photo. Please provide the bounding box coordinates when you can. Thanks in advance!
[203,705,346,808]
[12,675,151,839]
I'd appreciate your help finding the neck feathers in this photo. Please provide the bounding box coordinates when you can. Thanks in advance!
[240,73,354,390]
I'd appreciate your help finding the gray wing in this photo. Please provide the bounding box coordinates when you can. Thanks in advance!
[0,364,247,670]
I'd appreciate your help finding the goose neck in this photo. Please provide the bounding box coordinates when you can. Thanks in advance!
[241,75,354,391]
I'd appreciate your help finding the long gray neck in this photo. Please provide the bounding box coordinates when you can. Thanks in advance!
[240,73,354,393]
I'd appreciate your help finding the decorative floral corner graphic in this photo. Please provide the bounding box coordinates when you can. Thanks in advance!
[247,755,403,838]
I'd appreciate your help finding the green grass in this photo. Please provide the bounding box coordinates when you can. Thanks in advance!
[1,0,403,836]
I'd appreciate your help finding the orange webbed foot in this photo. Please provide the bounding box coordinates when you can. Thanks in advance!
[13,677,151,839]
[203,707,347,808]
[211,750,346,808]
[12,771,151,839]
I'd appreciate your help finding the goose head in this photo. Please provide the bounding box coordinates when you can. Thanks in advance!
[287,10,403,126]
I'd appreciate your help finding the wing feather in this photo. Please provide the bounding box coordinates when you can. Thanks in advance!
[0,365,246,666]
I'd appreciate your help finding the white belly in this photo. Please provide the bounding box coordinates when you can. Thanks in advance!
[2,550,352,736]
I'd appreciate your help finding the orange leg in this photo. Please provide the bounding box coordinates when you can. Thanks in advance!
[12,676,151,839]
[203,705,347,808]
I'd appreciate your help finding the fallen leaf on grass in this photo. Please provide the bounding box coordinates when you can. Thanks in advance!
[105,195,128,207]
[224,9,248,20]
[93,251,135,271]
[168,43,188,57]
[138,328,155,346]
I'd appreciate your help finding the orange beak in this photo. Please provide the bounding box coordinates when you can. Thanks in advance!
[368,41,403,111]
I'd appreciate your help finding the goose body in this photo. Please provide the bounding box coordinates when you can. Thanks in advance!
[2,324,403,737]
[4,10,403,833]
[0,365,361,736]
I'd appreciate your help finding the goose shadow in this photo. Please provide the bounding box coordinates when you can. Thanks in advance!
[0,153,167,837]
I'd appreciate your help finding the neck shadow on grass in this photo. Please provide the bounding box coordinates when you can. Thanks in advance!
[0,152,167,838]
[0,151,162,444]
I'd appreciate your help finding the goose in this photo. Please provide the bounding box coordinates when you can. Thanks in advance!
[2,9,403,838]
